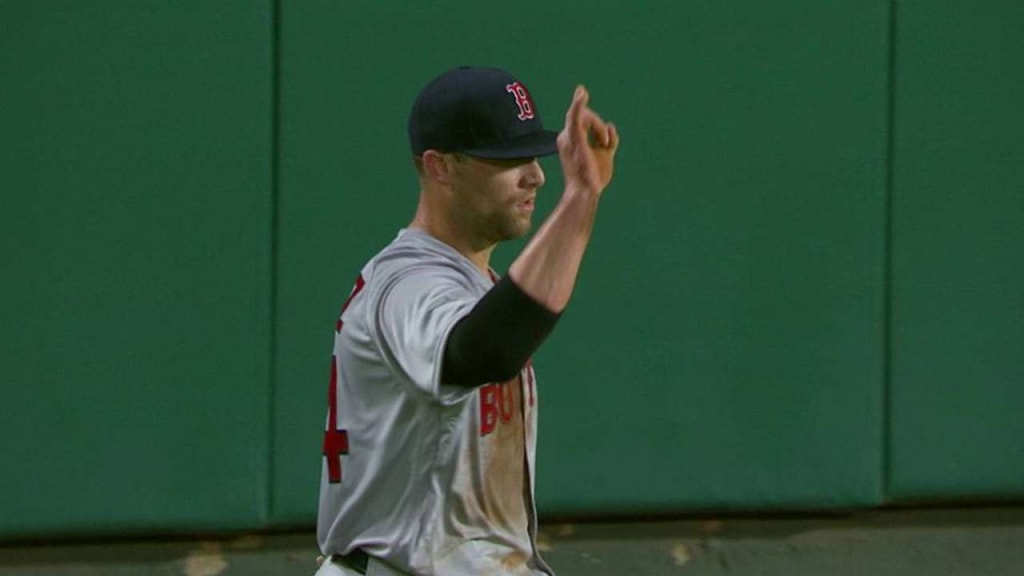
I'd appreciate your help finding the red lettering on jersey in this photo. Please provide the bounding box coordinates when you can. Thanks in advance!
[480,375,525,435]
[322,358,349,483]
[324,274,366,483]
[480,384,499,436]
[505,82,535,121]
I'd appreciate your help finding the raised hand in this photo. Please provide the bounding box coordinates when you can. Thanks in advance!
[557,85,620,196]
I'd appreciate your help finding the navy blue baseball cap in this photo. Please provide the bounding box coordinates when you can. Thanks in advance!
[408,66,559,160]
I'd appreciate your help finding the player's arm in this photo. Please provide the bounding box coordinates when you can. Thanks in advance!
[443,86,620,388]
[508,85,619,312]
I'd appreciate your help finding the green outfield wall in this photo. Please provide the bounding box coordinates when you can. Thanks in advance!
[1,0,1021,537]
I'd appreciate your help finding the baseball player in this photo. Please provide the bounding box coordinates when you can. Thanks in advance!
[315,66,619,576]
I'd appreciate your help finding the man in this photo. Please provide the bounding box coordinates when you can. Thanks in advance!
[316,66,619,576]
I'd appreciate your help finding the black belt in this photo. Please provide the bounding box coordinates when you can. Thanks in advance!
[332,549,369,574]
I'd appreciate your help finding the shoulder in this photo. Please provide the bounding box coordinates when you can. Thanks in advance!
[368,229,484,291]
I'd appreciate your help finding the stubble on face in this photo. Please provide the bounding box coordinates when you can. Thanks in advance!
[449,158,537,248]
[450,188,532,249]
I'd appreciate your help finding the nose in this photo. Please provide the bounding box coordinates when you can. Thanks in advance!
[522,159,545,189]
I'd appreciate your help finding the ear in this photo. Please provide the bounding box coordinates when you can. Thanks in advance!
[422,150,456,185]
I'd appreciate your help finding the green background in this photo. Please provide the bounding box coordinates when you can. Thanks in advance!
[1,0,1021,537]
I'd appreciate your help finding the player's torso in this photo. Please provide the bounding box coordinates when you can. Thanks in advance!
[318,230,551,576]
[434,363,542,575]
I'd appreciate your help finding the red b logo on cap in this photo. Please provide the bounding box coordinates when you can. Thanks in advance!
[506,82,535,121]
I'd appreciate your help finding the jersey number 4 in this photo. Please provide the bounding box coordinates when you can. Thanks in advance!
[323,275,365,484]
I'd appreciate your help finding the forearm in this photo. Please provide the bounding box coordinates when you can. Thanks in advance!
[442,275,561,387]
[442,186,598,387]
[508,185,601,313]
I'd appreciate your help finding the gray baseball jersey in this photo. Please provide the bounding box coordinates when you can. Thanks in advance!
[318,228,553,576]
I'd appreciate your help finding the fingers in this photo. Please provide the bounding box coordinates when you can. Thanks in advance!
[585,109,611,147]
[564,85,590,141]
[606,122,620,153]
[563,84,618,151]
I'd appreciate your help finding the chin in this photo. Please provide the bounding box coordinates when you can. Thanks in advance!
[489,213,533,243]
[496,223,531,243]
[511,219,533,239]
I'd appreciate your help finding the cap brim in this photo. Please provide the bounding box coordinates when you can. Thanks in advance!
[461,130,559,160]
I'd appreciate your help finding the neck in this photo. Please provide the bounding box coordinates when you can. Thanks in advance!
[409,211,495,278]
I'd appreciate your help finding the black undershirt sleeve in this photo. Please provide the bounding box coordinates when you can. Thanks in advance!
[441,275,562,388]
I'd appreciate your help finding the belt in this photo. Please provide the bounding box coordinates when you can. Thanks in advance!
[332,549,369,574]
